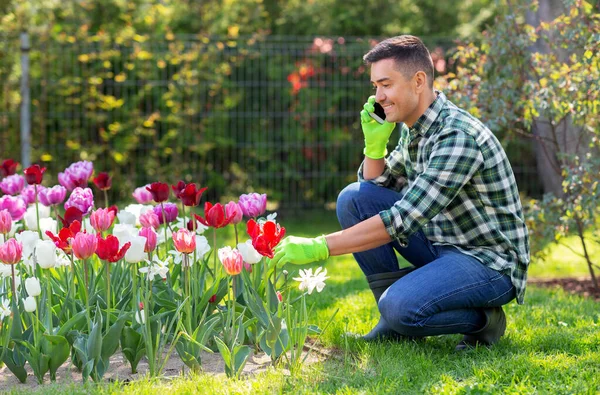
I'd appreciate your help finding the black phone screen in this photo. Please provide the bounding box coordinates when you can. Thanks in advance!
[373,102,386,121]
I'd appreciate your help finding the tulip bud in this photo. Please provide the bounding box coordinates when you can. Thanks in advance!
[23,296,37,312]
[25,277,41,297]
[35,240,57,269]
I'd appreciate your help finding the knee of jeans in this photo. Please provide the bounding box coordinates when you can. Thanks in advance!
[378,294,424,336]
[336,182,361,227]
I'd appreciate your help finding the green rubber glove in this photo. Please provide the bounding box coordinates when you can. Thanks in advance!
[360,95,396,159]
[271,235,330,266]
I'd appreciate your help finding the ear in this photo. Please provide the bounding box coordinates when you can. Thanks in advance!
[413,71,428,93]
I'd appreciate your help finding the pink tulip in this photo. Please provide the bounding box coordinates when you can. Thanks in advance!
[72,232,98,260]
[0,209,12,234]
[20,184,46,205]
[153,203,178,224]
[139,227,157,253]
[132,185,154,204]
[218,246,243,276]
[225,201,243,225]
[238,193,267,218]
[139,210,160,229]
[39,185,67,206]
[0,195,27,221]
[64,187,94,215]
[90,208,116,232]
[0,174,25,195]
[0,238,23,265]
[172,229,196,254]
[58,161,94,191]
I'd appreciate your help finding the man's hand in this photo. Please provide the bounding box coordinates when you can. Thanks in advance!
[271,235,329,266]
[361,95,396,159]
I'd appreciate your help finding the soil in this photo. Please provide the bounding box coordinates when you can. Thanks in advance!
[529,276,600,300]
[0,341,329,391]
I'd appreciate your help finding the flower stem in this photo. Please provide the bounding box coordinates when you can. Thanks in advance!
[213,228,217,279]
[132,262,138,312]
[105,261,110,333]
[231,275,236,342]
[34,185,42,239]
[161,203,169,259]
[46,274,52,334]
[10,263,16,300]
[103,189,109,208]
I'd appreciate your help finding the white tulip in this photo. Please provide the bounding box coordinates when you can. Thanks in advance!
[23,296,37,312]
[113,224,138,246]
[123,204,152,227]
[35,239,57,269]
[81,218,96,234]
[39,218,57,240]
[135,310,145,325]
[195,235,211,260]
[125,235,147,263]
[237,239,262,264]
[24,277,41,297]
[16,231,40,260]
[117,211,136,226]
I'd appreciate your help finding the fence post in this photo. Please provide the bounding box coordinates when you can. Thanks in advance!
[20,31,31,168]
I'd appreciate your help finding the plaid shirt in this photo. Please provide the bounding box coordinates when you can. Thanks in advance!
[358,91,530,304]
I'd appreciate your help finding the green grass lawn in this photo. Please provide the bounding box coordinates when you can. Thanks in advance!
[6,210,600,394]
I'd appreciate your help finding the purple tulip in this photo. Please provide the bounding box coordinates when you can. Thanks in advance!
[64,187,94,215]
[238,193,267,218]
[0,195,27,221]
[153,203,178,224]
[225,201,243,224]
[0,174,25,195]
[39,185,67,206]
[132,185,154,204]
[20,184,46,205]
[58,161,94,191]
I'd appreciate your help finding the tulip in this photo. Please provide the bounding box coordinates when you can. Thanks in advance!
[146,182,169,203]
[72,232,98,260]
[0,238,23,264]
[24,204,50,230]
[38,185,67,206]
[25,277,41,297]
[218,246,243,276]
[124,235,147,263]
[112,224,138,246]
[195,235,211,260]
[23,296,37,312]
[23,164,46,185]
[117,211,136,226]
[238,193,267,218]
[171,180,186,199]
[95,234,131,262]
[35,240,57,269]
[237,239,262,264]
[64,187,94,215]
[20,184,46,205]
[92,172,111,191]
[172,229,196,254]
[153,203,178,225]
[177,183,208,207]
[0,210,12,235]
[58,161,93,191]
[132,185,154,204]
[0,174,25,195]
[39,218,57,240]
[194,202,233,229]
[90,208,116,232]
[139,210,160,229]
[0,195,27,221]
[225,201,243,225]
[246,219,286,259]
[135,310,145,325]
[0,159,19,177]
[58,207,83,228]
[15,230,40,260]
[46,220,81,254]
[139,227,157,253]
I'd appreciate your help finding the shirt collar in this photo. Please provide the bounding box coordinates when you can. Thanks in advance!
[408,90,446,136]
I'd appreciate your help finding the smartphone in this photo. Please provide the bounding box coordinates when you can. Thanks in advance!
[369,102,386,124]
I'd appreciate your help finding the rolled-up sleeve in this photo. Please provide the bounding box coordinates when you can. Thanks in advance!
[379,130,484,244]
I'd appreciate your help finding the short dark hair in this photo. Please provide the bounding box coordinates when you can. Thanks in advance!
[363,35,434,88]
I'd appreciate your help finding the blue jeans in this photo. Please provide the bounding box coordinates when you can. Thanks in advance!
[336,182,516,337]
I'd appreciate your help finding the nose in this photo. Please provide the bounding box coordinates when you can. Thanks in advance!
[374,87,386,103]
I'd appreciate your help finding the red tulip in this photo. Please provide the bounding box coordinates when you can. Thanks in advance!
[46,220,82,254]
[58,207,83,228]
[92,172,112,191]
[95,234,131,262]
[171,180,186,199]
[178,183,208,207]
[194,202,233,229]
[146,182,170,203]
[23,164,46,185]
[246,219,286,259]
[0,159,19,177]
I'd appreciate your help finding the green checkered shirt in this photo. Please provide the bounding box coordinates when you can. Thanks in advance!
[358,91,530,304]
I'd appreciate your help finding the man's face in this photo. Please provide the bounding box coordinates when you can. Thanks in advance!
[370,58,419,125]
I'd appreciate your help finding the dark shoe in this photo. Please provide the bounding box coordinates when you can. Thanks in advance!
[455,306,506,351]
[360,268,415,342]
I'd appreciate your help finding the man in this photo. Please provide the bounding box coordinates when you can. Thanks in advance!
[272,35,530,350]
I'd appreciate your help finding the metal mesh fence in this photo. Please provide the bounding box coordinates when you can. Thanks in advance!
[0,34,542,210]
